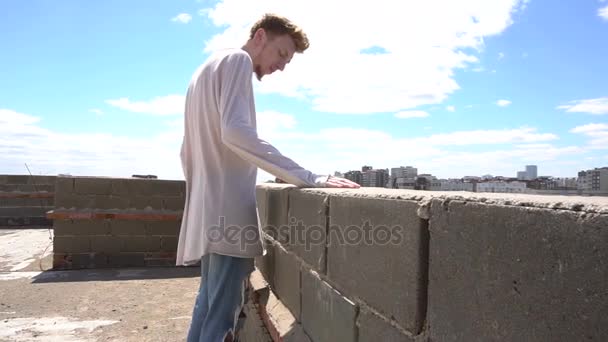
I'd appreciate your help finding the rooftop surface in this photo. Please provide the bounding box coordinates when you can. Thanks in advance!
[0,228,200,342]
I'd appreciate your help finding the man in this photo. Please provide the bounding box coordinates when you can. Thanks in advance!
[178,13,360,342]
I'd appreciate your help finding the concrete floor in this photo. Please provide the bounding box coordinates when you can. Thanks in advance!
[0,228,201,341]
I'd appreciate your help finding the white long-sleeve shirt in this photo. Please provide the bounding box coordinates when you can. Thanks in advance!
[176,48,328,265]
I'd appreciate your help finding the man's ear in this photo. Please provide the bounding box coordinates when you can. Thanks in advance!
[254,28,267,45]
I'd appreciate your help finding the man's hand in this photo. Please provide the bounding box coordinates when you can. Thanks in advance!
[325,176,360,188]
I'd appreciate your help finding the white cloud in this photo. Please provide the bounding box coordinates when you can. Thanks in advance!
[498,52,505,59]
[599,5,608,20]
[571,123,608,150]
[2,107,581,181]
[106,95,185,116]
[172,13,192,24]
[89,108,103,116]
[558,97,608,115]
[0,108,184,179]
[570,123,608,133]
[446,105,456,112]
[496,99,512,107]
[395,110,430,119]
[200,0,527,114]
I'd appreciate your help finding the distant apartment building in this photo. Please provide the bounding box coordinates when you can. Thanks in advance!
[577,167,608,191]
[516,165,538,180]
[344,170,363,185]
[362,168,389,188]
[517,171,527,180]
[389,166,418,189]
[476,181,527,193]
[437,179,475,192]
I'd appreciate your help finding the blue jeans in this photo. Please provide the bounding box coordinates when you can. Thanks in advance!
[187,253,254,342]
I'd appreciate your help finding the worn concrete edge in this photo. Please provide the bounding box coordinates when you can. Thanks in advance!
[256,184,608,214]
[250,269,312,342]
[261,234,423,339]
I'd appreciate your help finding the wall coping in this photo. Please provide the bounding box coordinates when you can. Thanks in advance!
[256,183,608,214]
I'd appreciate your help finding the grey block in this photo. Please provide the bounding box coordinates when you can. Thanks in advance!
[111,178,184,197]
[53,236,91,253]
[160,236,178,252]
[328,196,427,334]
[90,236,122,253]
[128,196,164,210]
[358,308,415,342]
[110,220,147,236]
[54,219,111,236]
[0,216,52,226]
[5,175,29,184]
[301,269,357,342]
[287,191,328,273]
[273,244,301,320]
[121,236,162,252]
[54,193,95,209]
[147,221,180,236]
[0,184,54,192]
[92,195,130,210]
[53,253,109,270]
[74,178,113,195]
[162,196,185,211]
[256,185,291,239]
[0,206,53,217]
[428,199,608,342]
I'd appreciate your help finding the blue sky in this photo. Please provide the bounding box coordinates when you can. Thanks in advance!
[1,0,607,181]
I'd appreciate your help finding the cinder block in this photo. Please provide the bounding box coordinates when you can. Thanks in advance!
[0,206,52,217]
[301,269,357,342]
[108,253,146,267]
[0,216,51,226]
[54,219,110,236]
[90,236,122,253]
[124,179,185,197]
[110,220,147,236]
[21,197,54,207]
[160,236,178,252]
[53,253,109,270]
[121,236,161,252]
[53,236,91,253]
[0,175,7,184]
[147,221,180,236]
[256,185,291,239]
[92,195,130,210]
[55,177,74,195]
[428,199,608,342]
[0,184,54,192]
[287,191,328,273]
[74,177,113,195]
[54,193,95,209]
[162,196,185,211]
[6,175,29,184]
[358,308,415,342]
[273,244,301,320]
[328,195,427,334]
[128,196,164,210]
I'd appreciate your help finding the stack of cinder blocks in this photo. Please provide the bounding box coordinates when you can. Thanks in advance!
[253,184,608,342]
[0,175,55,227]
[50,176,185,269]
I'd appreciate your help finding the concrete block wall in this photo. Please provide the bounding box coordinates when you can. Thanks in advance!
[50,176,185,269]
[254,184,608,342]
[0,174,56,227]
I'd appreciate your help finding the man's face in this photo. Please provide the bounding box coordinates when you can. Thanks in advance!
[253,33,296,81]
